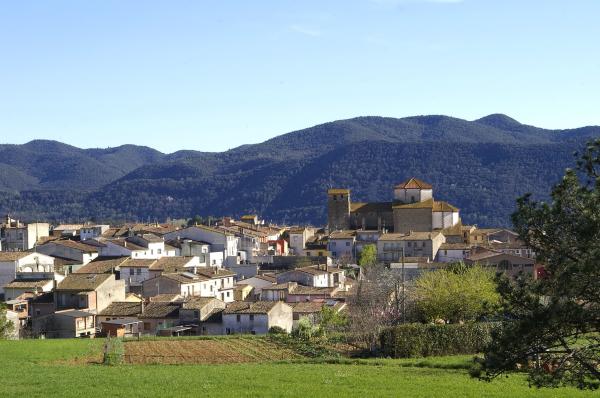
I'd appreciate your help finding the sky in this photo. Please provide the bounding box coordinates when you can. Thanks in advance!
[0,0,599,153]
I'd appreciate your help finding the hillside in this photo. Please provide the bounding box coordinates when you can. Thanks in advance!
[0,114,598,227]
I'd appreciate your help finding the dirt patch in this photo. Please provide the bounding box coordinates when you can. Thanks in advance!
[123,338,301,365]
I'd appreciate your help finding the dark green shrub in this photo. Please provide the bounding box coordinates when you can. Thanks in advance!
[380,323,497,358]
[268,326,287,335]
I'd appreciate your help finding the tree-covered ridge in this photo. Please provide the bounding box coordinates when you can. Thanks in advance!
[0,114,598,226]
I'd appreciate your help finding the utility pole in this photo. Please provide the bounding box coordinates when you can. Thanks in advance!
[401,247,406,323]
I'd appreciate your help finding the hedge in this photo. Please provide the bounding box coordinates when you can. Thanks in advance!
[380,322,497,358]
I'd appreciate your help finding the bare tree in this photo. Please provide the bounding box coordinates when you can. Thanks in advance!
[346,264,416,352]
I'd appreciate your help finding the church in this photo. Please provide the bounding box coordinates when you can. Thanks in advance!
[327,178,460,233]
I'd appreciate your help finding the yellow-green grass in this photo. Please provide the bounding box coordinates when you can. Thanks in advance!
[0,338,596,398]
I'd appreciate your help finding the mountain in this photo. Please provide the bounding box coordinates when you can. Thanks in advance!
[0,114,598,227]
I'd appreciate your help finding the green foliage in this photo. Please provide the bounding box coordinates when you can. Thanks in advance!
[415,265,500,323]
[319,306,348,337]
[267,326,287,335]
[292,317,317,340]
[1,116,597,226]
[0,304,14,340]
[358,244,377,267]
[103,336,124,366]
[482,139,600,390]
[380,323,498,358]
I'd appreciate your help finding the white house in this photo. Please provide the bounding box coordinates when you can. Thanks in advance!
[164,226,238,266]
[36,240,99,265]
[328,231,356,260]
[80,225,110,241]
[0,252,56,297]
[222,301,293,335]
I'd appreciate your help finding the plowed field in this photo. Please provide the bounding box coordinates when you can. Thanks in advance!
[124,338,301,364]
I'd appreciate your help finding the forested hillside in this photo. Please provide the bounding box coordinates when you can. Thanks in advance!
[1,114,598,227]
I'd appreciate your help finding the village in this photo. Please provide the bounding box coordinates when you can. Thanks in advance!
[0,178,540,339]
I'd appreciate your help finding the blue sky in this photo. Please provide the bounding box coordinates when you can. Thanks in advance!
[1,0,599,153]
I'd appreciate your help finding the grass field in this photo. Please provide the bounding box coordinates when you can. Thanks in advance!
[0,337,596,397]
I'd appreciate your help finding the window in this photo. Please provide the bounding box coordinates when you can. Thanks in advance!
[129,268,134,276]
[422,242,426,247]
[136,269,141,275]
[150,249,154,255]
[249,315,254,321]
[407,242,412,247]
[158,249,162,254]
[345,242,350,247]
[227,291,230,297]
[236,315,241,322]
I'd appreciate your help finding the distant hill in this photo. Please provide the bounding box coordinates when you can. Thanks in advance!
[0,114,598,227]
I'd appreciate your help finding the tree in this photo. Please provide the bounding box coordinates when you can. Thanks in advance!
[358,244,377,267]
[0,304,14,340]
[481,139,600,389]
[319,306,348,337]
[415,264,500,323]
[346,264,415,352]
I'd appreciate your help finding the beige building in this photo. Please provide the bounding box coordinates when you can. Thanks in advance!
[327,178,460,233]
[377,231,446,263]
[54,273,126,314]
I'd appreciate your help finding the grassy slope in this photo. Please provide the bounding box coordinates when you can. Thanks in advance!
[0,339,596,398]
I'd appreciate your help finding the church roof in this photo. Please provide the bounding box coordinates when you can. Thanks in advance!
[392,198,458,212]
[395,178,432,190]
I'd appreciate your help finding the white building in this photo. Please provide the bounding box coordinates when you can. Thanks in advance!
[0,252,56,297]
[164,226,239,266]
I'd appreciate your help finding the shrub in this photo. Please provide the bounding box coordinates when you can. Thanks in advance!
[268,326,287,335]
[103,336,124,365]
[380,322,497,358]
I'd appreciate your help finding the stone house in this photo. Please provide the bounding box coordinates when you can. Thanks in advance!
[377,231,446,263]
[32,309,96,338]
[54,273,126,314]
[223,301,293,334]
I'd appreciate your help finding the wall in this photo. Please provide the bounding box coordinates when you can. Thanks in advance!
[327,193,350,230]
[393,208,433,233]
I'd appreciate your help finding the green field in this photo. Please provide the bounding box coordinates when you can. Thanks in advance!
[0,338,595,397]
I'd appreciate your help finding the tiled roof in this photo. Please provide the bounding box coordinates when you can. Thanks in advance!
[182,297,219,310]
[0,252,33,261]
[295,266,328,276]
[56,273,112,291]
[161,273,209,284]
[149,294,184,302]
[195,268,236,279]
[149,257,194,272]
[350,202,393,214]
[329,231,356,240]
[327,188,350,195]
[290,302,324,314]
[290,286,338,296]
[4,279,52,289]
[254,274,277,283]
[120,259,157,268]
[378,231,442,241]
[439,243,472,250]
[131,233,163,243]
[75,257,128,274]
[47,239,99,253]
[223,301,280,314]
[107,239,146,251]
[138,302,180,319]
[394,178,432,189]
[98,302,142,317]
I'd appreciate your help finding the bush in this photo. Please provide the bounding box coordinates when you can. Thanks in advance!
[268,326,287,335]
[380,323,497,358]
[103,336,124,365]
